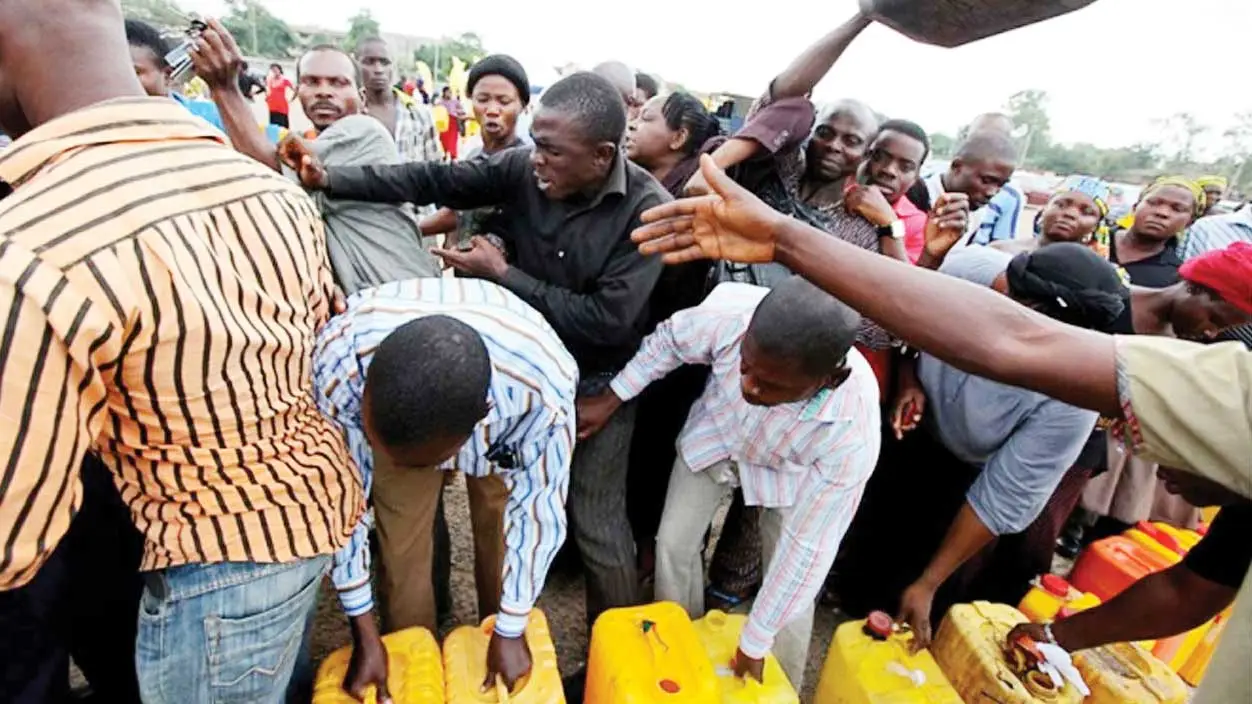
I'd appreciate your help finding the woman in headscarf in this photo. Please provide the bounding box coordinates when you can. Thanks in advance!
[1106,176,1200,288]
[622,92,723,582]
[1196,175,1228,217]
[831,243,1126,645]
[995,174,1112,257]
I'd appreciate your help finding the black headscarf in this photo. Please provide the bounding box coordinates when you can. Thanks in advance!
[1005,242,1127,333]
[466,54,531,106]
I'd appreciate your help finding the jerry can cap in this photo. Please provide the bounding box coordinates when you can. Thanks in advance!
[864,611,894,640]
[1040,573,1071,597]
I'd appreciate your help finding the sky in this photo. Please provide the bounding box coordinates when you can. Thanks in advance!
[180,0,1252,154]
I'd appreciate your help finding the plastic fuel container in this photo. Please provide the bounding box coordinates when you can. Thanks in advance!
[814,611,962,704]
[443,610,563,704]
[313,627,444,704]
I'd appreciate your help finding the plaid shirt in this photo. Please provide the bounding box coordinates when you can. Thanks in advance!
[392,89,442,163]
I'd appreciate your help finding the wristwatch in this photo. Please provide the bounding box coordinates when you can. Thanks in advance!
[876,220,906,240]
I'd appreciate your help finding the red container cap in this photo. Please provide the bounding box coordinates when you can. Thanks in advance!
[1136,521,1184,554]
[1041,574,1071,597]
[864,611,894,640]
[1057,606,1078,619]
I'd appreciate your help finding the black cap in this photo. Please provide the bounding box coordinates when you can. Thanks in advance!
[1005,243,1126,333]
[466,54,531,107]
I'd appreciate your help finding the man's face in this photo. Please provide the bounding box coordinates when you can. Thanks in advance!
[737,333,834,407]
[130,45,170,98]
[863,130,926,202]
[947,157,1015,210]
[1132,185,1195,240]
[297,50,361,131]
[806,112,873,183]
[529,106,615,201]
[470,74,522,142]
[1172,285,1252,341]
[356,41,393,95]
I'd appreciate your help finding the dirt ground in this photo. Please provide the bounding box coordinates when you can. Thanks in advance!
[307,475,848,702]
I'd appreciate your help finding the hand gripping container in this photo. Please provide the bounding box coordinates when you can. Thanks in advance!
[443,610,564,704]
[814,611,962,704]
[585,601,720,703]
[1068,536,1176,601]
[1073,642,1188,704]
[857,0,1102,48]
[313,627,444,704]
[931,602,1084,704]
[691,610,799,704]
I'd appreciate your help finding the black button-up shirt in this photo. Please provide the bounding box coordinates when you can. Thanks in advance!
[324,147,670,382]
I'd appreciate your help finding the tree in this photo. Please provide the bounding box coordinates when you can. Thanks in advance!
[414,33,485,83]
[930,133,958,158]
[344,9,381,54]
[1004,89,1052,163]
[221,0,296,58]
[1222,112,1252,193]
[121,0,190,28]
[1155,112,1208,168]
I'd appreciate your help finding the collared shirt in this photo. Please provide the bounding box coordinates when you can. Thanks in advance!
[1112,334,1252,704]
[298,114,440,294]
[323,148,669,382]
[919,165,1025,245]
[391,89,442,164]
[1179,208,1252,347]
[0,97,363,589]
[920,247,1098,534]
[610,282,880,657]
[924,171,984,244]
[314,278,577,637]
[895,195,930,264]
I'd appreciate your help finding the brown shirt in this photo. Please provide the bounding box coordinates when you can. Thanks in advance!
[0,98,363,589]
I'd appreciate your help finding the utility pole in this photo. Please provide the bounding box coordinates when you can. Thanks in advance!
[248,1,259,55]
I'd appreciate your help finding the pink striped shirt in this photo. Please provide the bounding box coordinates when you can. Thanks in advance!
[610,282,881,656]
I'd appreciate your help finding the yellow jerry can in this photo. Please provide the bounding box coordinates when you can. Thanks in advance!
[691,609,799,703]
[931,602,1083,703]
[313,626,444,704]
[585,601,721,702]
[443,610,563,704]
[814,611,962,703]
[1073,641,1188,704]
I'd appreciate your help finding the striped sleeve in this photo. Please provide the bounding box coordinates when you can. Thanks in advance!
[738,442,873,658]
[313,317,376,617]
[493,409,574,638]
[0,249,114,588]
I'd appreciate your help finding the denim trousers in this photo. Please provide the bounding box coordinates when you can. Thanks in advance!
[135,555,330,704]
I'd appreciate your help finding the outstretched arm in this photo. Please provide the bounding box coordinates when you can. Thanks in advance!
[773,13,873,99]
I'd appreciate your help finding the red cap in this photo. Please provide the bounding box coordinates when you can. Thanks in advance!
[1057,606,1078,619]
[1041,574,1071,597]
[864,611,894,640]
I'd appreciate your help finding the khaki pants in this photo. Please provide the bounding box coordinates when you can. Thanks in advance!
[654,456,813,690]
[372,450,509,632]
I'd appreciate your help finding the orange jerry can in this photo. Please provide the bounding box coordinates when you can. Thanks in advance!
[443,610,563,704]
[691,610,799,703]
[585,602,720,702]
[814,611,962,704]
[1068,536,1176,602]
[313,627,444,704]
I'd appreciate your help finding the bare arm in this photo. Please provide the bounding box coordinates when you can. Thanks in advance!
[773,13,873,99]
[774,219,1121,416]
[419,207,458,236]
[191,19,280,171]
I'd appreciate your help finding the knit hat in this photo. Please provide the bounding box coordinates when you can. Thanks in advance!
[1180,241,1252,315]
[1005,242,1126,333]
[467,54,531,106]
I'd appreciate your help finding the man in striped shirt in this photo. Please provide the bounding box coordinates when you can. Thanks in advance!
[313,278,577,697]
[0,3,362,702]
[1180,206,1252,348]
[578,277,881,689]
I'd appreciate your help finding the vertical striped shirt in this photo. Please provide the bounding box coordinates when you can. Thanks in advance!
[313,278,577,638]
[608,282,881,657]
[1180,208,1252,347]
[0,97,364,590]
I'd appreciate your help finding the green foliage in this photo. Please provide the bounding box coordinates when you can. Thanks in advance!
[120,0,189,29]
[930,133,958,158]
[413,33,485,83]
[344,9,382,54]
[221,0,296,58]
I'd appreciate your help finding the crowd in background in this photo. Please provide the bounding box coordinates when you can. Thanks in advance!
[2,3,1252,704]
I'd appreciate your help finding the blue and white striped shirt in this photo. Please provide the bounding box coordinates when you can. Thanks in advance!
[1180,208,1252,348]
[313,278,578,637]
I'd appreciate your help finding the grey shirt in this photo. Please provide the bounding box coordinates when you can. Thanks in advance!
[296,114,440,294]
[917,247,1098,535]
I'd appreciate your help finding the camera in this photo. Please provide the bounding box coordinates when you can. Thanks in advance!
[164,18,208,87]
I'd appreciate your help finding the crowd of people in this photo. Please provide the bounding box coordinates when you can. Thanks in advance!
[2,2,1252,704]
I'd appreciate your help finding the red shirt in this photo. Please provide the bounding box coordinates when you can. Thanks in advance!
[893,195,929,264]
[266,75,294,114]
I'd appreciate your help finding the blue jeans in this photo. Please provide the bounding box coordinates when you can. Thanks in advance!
[135,556,329,704]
